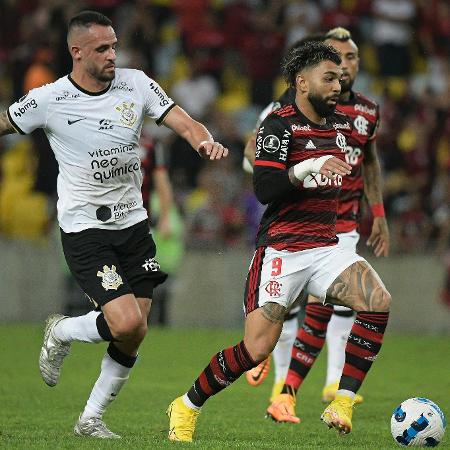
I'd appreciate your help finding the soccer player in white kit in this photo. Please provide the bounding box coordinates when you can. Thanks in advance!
[0,11,228,438]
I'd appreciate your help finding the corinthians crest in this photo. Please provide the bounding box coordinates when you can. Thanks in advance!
[116,101,137,127]
[97,265,123,290]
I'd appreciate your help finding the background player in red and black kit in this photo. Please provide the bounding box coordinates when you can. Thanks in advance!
[140,132,173,238]
[167,41,392,442]
[266,27,391,424]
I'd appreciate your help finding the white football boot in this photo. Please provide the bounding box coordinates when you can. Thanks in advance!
[39,314,71,387]
[74,415,121,439]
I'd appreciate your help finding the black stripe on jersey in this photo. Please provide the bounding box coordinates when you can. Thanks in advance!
[337,211,358,222]
[156,103,176,125]
[300,189,340,200]
[7,108,25,135]
[265,233,337,245]
[273,210,336,224]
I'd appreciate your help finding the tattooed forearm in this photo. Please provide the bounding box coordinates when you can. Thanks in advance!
[0,111,17,136]
[326,261,391,312]
[261,302,287,324]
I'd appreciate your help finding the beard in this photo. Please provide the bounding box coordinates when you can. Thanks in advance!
[308,92,337,117]
[340,75,354,94]
[87,64,115,83]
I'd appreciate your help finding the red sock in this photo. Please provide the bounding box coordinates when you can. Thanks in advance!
[339,311,389,393]
[187,340,256,407]
[283,304,333,394]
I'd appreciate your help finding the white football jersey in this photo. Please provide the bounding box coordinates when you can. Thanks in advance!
[8,68,175,232]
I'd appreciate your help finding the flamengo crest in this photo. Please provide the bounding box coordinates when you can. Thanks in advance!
[97,265,123,290]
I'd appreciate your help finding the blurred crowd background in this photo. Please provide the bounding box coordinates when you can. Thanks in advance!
[0,0,449,316]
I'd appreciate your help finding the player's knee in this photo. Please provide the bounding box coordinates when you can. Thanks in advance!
[359,286,392,313]
[110,313,143,341]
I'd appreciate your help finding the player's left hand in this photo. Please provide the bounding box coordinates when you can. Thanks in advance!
[157,215,172,239]
[197,141,229,160]
[366,216,390,257]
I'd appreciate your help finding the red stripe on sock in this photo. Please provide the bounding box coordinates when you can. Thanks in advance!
[342,364,366,382]
[286,369,304,389]
[352,322,384,343]
[345,342,376,360]
[299,329,326,348]
[198,372,214,396]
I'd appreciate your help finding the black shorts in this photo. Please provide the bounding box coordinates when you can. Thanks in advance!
[61,220,168,307]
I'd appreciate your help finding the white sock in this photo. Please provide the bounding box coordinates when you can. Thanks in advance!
[336,389,355,400]
[325,311,354,386]
[183,394,201,412]
[272,314,298,382]
[81,353,131,420]
[53,311,104,343]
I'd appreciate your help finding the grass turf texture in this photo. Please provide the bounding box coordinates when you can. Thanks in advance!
[0,325,448,449]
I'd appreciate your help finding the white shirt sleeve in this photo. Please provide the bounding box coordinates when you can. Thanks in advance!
[135,71,175,125]
[7,85,52,134]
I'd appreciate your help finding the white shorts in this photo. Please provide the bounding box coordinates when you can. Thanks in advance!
[244,242,364,315]
[337,229,359,253]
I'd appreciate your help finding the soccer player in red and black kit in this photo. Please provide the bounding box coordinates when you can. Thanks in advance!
[266,26,389,418]
[166,41,391,442]
[266,27,390,424]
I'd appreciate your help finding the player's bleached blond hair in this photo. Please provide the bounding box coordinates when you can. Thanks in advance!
[325,27,352,42]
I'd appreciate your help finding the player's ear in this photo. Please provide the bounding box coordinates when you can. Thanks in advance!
[296,73,307,94]
[69,45,82,61]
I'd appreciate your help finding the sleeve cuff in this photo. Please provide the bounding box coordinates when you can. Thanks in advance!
[156,103,176,126]
[7,108,25,134]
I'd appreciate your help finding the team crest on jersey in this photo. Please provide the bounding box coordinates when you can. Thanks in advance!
[116,102,137,127]
[336,132,347,152]
[97,265,123,290]
[265,280,282,297]
[354,115,369,135]
[263,135,280,153]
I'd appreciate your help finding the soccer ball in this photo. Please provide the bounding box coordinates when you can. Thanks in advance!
[391,398,446,447]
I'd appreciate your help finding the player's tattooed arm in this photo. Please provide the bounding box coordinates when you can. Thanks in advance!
[261,302,287,324]
[0,111,17,136]
[326,260,391,312]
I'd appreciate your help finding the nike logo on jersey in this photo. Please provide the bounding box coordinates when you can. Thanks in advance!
[67,117,86,125]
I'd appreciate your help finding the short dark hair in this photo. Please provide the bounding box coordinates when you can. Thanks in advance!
[68,10,112,35]
[325,27,352,42]
[282,41,342,87]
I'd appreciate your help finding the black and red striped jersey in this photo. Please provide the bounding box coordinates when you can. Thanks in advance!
[253,102,351,251]
[335,91,379,233]
[139,134,167,216]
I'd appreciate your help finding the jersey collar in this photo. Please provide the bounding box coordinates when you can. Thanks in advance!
[68,74,112,96]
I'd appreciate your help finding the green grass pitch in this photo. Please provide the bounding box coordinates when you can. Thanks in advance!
[0,325,448,449]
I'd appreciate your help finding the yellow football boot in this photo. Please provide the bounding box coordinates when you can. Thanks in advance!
[167,396,200,442]
[321,381,363,404]
[321,394,354,434]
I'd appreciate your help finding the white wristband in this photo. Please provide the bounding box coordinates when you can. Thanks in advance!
[293,155,334,181]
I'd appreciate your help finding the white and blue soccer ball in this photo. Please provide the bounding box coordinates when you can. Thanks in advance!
[391,397,446,447]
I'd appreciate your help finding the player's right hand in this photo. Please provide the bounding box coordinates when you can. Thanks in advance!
[318,157,352,179]
[197,141,229,160]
